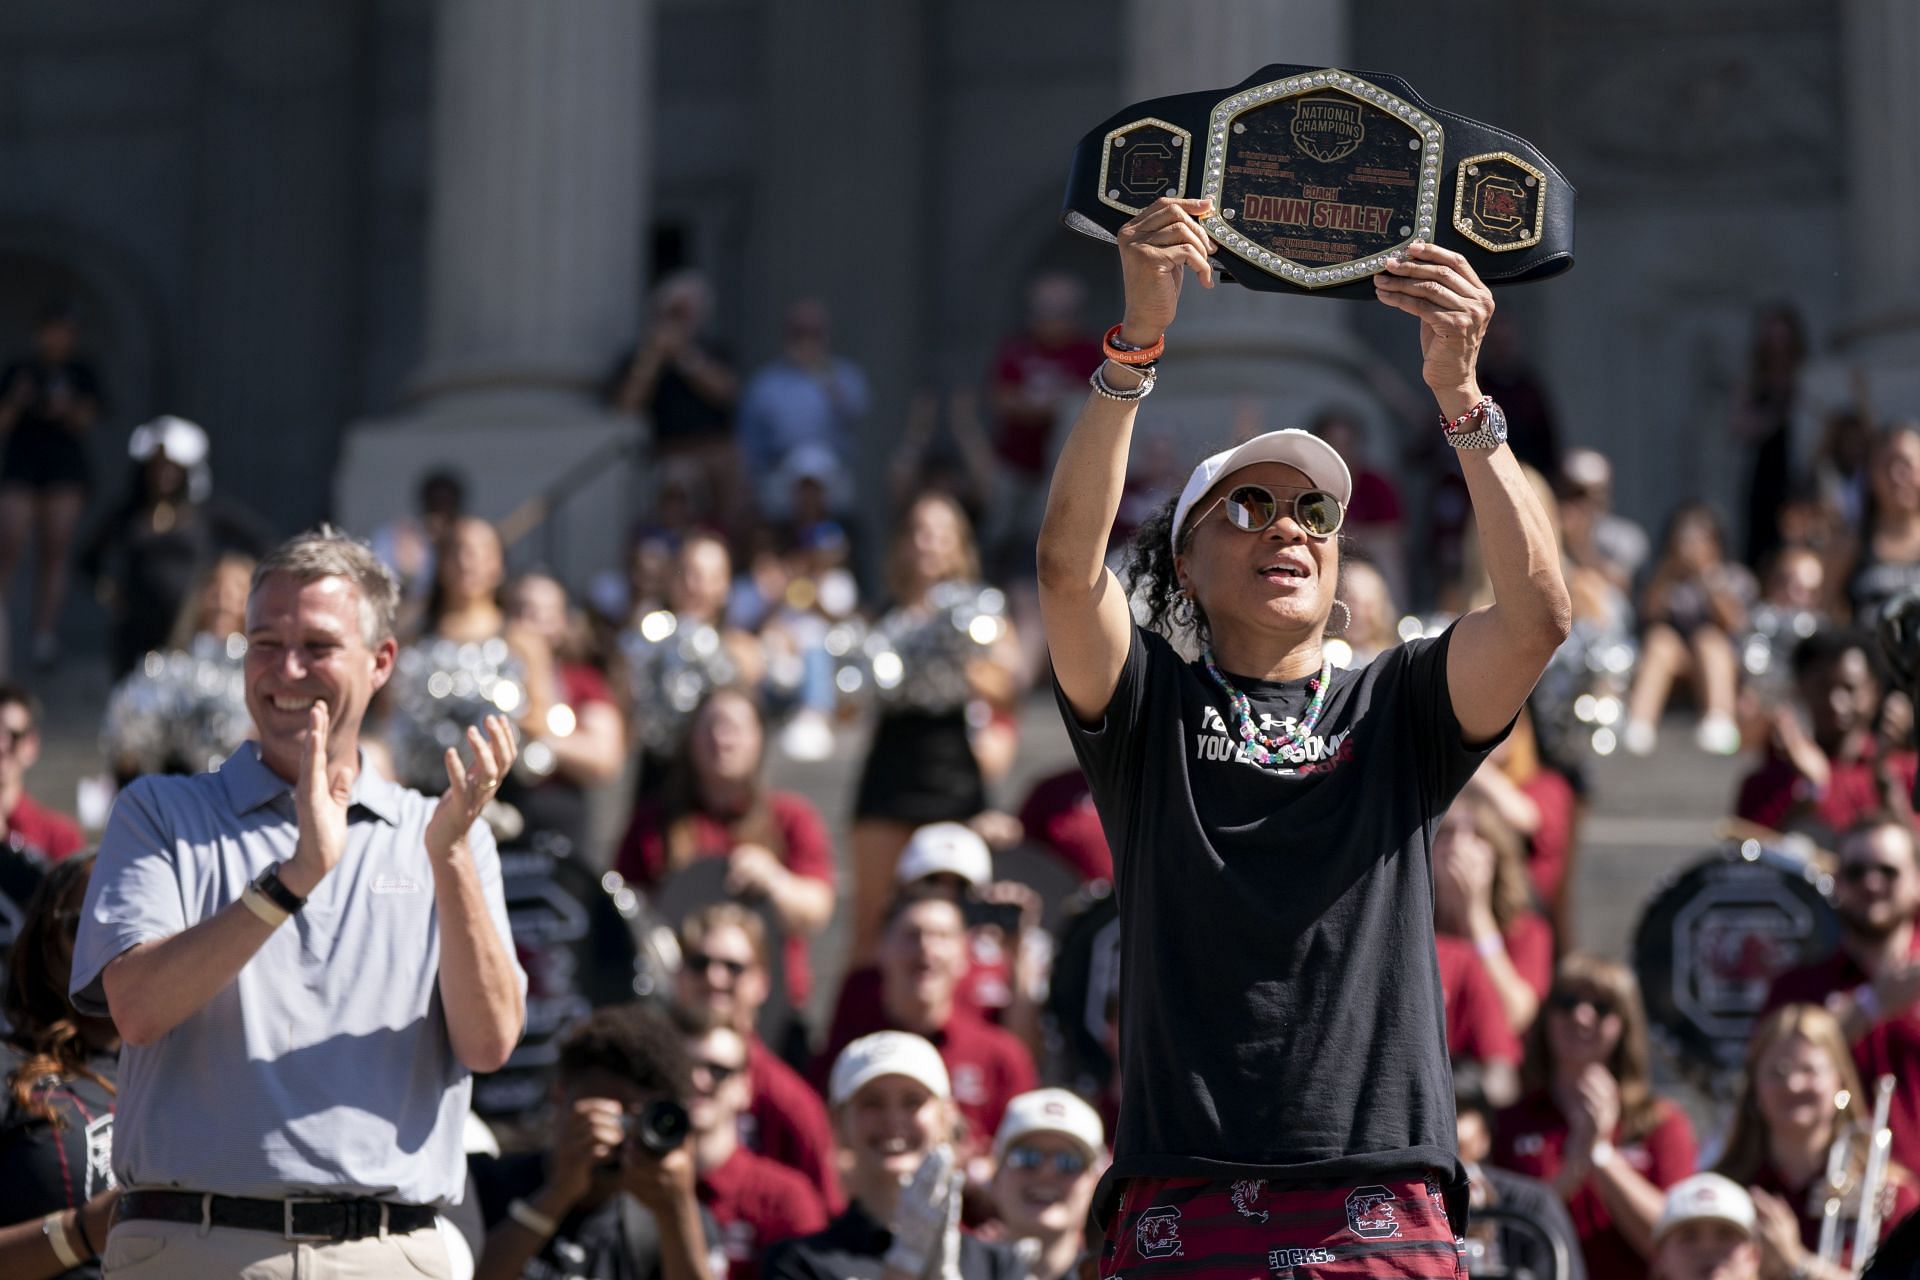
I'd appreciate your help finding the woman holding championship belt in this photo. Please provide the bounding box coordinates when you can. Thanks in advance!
[1037,195,1570,1278]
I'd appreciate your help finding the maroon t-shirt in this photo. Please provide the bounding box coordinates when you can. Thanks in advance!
[1434,933,1522,1066]
[1764,927,1920,1177]
[815,1006,1037,1144]
[7,792,84,861]
[1505,911,1555,1001]
[1736,747,1919,839]
[1016,768,1113,884]
[744,1035,843,1214]
[700,1146,830,1280]
[616,791,834,1004]
[1520,768,1576,909]
[989,332,1104,477]
[1346,467,1403,527]
[1493,1091,1698,1280]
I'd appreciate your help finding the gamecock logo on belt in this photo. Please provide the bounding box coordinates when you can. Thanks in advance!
[1344,1186,1402,1240]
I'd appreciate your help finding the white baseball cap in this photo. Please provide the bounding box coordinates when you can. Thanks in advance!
[993,1088,1106,1163]
[895,822,992,890]
[1169,429,1353,556]
[828,1031,951,1106]
[1653,1173,1756,1245]
[129,415,210,468]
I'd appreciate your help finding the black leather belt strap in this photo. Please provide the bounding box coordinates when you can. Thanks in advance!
[1063,62,1575,299]
[116,1189,436,1242]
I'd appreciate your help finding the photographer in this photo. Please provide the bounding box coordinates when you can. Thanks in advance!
[471,1003,716,1280]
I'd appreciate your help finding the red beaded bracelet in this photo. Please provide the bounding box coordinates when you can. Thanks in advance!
[1439,395,1495,434]
[1103,322,1165,366]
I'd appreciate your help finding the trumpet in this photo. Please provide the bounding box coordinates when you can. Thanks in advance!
[1814,1074,1898,1279]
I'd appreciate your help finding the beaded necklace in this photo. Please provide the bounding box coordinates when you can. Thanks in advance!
[1200,647,1333,767]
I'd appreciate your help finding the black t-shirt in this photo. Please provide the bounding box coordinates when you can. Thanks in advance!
[0,1043,117,1279]
[760,1200,1022,1280]
[1053,624,1501,1199]
[470,1152,723,1280]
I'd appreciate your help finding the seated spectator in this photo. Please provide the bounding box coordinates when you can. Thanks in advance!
[1455,1067,1585,1280]
[677,904,841,1212]
[1649,1175,1761,1280]
[1434,785,1555,1033]
[369,466,465,627]
[983,1089,1106,1280]
[0,685,82,861]
[2,855,116,1277]
[469,1003,716,1280]
[0,1188,117,1280]
[166,550,254,653]
[1558,449,1649,599]
[984,274,1100,564]
[1715,1003,1918,1280]
[1333,556,1401,668]
[1473,708,1578,914]
[1736,632,1918,843]
[764,1032,1020,1280]
[1014,768,1112,887]
[621,688,835,1010]
[736,301,868,515]
[1623,503,1756,757]
[1495,954,1698,1280]
[1433,932,1522,1102]
[1764,812,1920,1177]
[672,1003,827,1280]
[817,891,1037,1152]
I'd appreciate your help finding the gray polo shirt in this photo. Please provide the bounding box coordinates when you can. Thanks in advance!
[70,745,527,1207]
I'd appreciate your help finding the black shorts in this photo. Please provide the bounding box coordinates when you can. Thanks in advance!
[853,708,986,824]
[1,422,90,491]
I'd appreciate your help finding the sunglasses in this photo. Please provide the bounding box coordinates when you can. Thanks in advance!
[1003,1145,1089,1176]
[1197,484,1345,540]
[685,950,750,981]
[1548,991,1618,1020]
[1839,862,1900,886]
[690,1058,744,1085]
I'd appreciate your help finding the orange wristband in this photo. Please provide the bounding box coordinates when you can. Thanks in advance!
[1103,323,1165,366]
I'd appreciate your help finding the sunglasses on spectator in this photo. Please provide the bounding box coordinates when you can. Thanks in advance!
[1003,1145,1089,1176]
[685,951,750,981]
[1196,484,1345,540]
[1547,991,1618,1020]
[1839,861,1900,886]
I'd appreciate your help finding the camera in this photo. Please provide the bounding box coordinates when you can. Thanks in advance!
[619,1099,690,1158]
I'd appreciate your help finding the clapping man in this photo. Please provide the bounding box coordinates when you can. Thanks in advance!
[71,529,527,1277]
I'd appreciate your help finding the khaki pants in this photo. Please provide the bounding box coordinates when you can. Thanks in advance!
[101,1216,456,1279]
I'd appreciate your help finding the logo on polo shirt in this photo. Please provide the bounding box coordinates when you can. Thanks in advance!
[1136,1206,1183,1259]
[371,875,423,895]
[1344,1186,1402,1240]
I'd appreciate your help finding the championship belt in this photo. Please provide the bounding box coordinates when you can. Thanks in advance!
[1063,63,1575,297]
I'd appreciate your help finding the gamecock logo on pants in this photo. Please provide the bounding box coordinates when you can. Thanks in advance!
[1135,1206,1184,1259]
[1344,1185,1402,1239]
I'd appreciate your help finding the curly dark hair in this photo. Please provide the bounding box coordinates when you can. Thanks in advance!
[557,1001,691,1104]
[4,853,113,1128]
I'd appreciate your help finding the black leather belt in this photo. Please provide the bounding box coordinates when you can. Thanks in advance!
[116,1189,436,1242]
[1063,62,1575,298]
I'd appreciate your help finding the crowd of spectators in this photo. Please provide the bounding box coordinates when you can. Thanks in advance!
[0,290,1918,1280]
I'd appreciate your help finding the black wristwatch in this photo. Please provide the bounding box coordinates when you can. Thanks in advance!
[252,863,307,915]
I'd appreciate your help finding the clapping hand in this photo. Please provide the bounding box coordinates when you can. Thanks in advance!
[424,714,518,861]
[284,703,353,897]
[885,1145,962,1280]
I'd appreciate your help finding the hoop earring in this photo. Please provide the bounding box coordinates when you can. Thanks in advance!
[1173,594,1196,629]
[1328,599,1351,637]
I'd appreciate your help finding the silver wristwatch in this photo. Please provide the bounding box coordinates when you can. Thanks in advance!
[1445,399,1508,451]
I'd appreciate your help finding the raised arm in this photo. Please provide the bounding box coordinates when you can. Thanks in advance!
[1038,197,1216,722]
[1374,244,1571,743]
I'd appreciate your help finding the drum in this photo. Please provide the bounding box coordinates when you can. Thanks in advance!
[473,845,677,1124]
[1632,840,1838,1081]
[1044,880,1120,1098]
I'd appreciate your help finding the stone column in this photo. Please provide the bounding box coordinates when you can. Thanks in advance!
[1839,0,1920,389]
[335,0,651,579]
[1119,0,1395,434]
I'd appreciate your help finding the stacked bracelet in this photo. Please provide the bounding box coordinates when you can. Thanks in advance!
[1102,323,1164,366]
[1439,395,1496,434]
[1089,361,1156,401]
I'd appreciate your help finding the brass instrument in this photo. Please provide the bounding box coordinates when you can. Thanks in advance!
[1852,1074,1897,1278]
[1816,1075,1898,1278]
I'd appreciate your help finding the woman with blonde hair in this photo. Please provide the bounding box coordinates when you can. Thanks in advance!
[1715,1003,1918,1280]
[1494,953,1698,1280]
